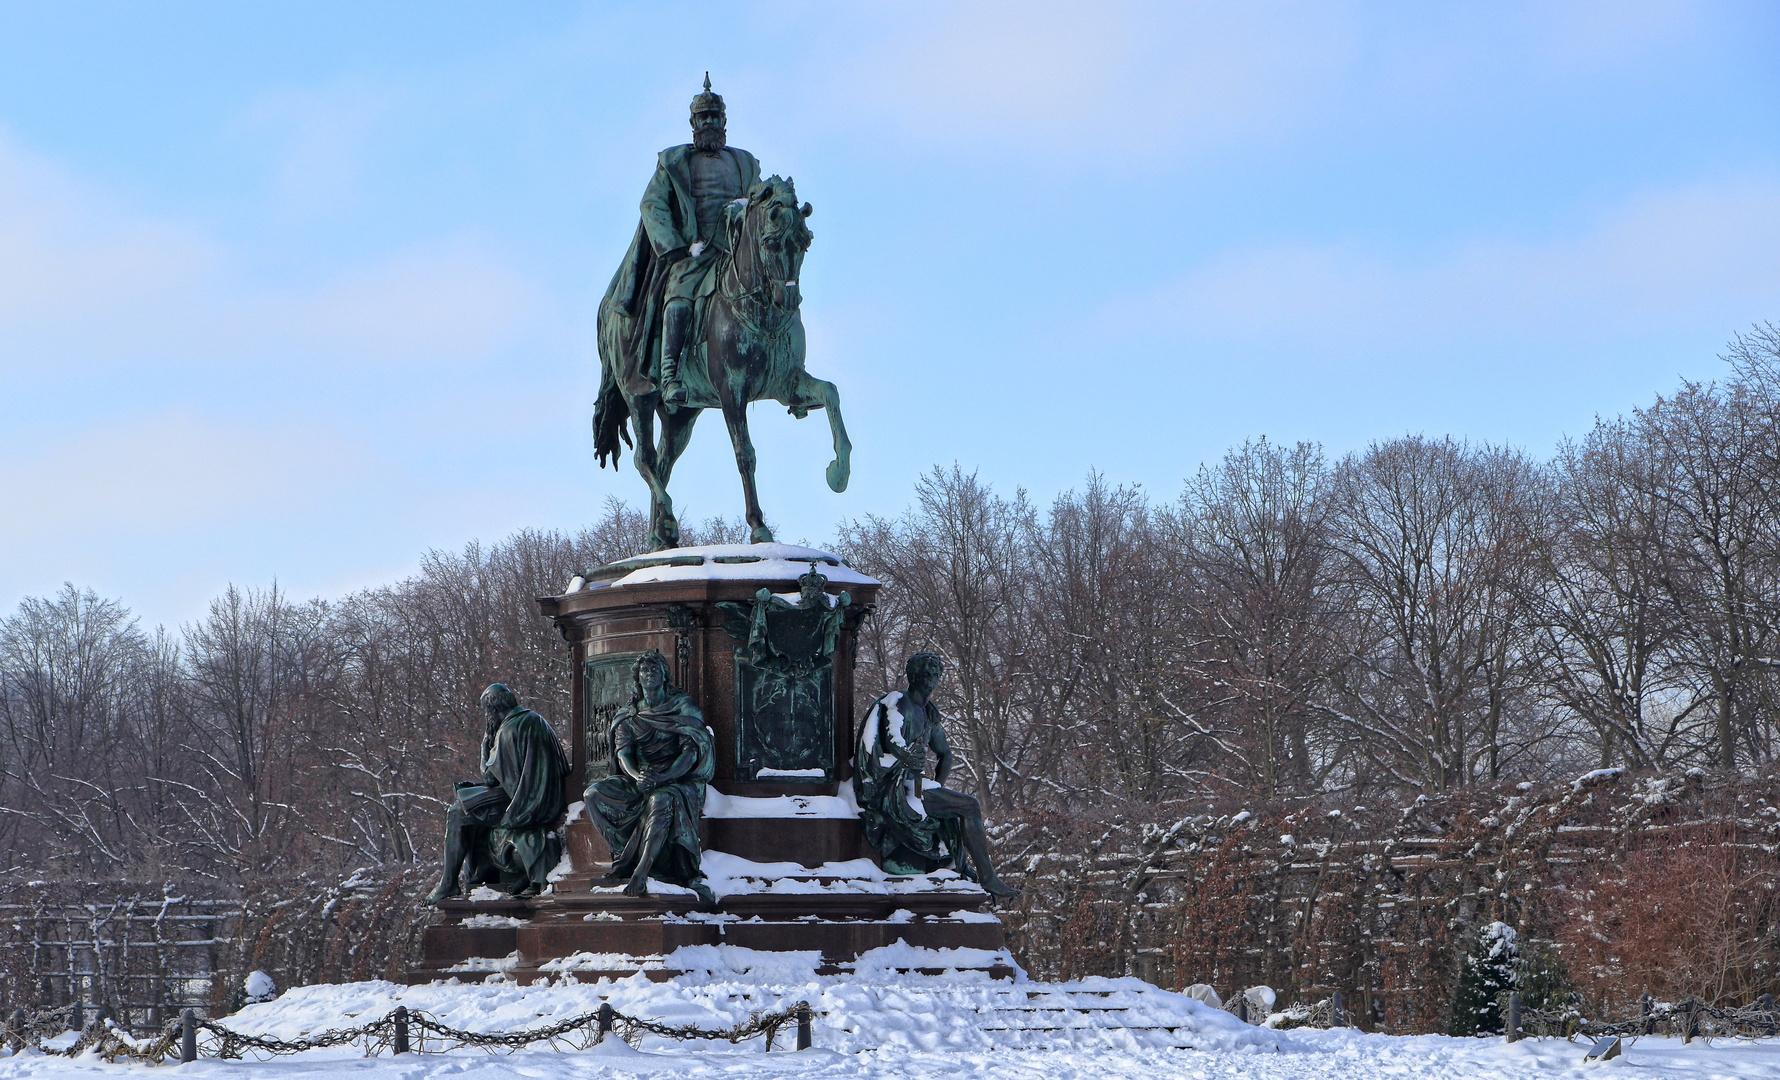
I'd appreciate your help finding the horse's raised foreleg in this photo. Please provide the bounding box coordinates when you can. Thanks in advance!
[629,403,679,550]
[793,373,852,493]
[720,396,774,544]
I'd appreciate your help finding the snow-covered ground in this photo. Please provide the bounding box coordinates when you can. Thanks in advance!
[8,1035,1780,1080]
[5,947,1778,1079]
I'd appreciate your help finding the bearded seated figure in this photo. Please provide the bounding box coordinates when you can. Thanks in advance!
[854,652,1017,899]
[585,651,717,905]
[426,683,571,904]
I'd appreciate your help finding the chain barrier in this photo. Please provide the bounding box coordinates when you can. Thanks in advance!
[1,1005,80,1048]
[0,1001,813,1063]
[1,1010,182,1064]
[18,993,1775,1060]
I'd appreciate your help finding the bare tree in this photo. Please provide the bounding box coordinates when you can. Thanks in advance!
[1529,424,1690,768]
[1167,439,1344,798]
[1632,381,1779,770]
[1022,474,1183,802]
[0,585,160,873]
[1323,437,1544,791]
[837,466,1034,806]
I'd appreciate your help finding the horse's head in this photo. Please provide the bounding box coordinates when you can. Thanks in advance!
[730,176,812,301]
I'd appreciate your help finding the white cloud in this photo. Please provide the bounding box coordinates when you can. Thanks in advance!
[0,407,565,629]
[794,0,1727,162]
[808,0,1353,150]
[1146,175,1780,355]
[236,80,398,215]
[0,412,352,541]
[0,129,543,375]
[0,136,221,326]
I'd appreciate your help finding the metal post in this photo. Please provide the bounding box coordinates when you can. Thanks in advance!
[1682,999,1699,1044]
[1330,990,1344,1028]
[796,1003,812,1051]
[71,999,83,1035]
[1639,993,1654,1036]
[393,1006,409,1055]
[597,1003,614,1040]
[7,1009,25,1051]
[1505,992,1522,1043]
[180,1009,196,1064]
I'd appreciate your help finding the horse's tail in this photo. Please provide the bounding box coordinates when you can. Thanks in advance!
[593,304,633,469]
[593,377,630,469]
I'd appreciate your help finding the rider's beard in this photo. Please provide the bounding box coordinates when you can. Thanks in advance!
[693,124,727,152]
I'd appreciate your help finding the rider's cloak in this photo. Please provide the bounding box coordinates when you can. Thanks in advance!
[594,143,762,467]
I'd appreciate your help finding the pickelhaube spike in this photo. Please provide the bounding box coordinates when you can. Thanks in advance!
[690,72,725,117]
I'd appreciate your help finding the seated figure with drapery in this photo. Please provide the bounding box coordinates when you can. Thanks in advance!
[854,652,1016,899]
[585,651,717,904]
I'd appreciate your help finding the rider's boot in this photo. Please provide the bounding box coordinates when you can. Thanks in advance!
[659,300,692,408]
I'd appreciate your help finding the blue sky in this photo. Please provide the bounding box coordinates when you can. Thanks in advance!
[2,1,1777,630]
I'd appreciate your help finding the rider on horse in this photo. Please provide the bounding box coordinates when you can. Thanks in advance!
[593,77,848,552]
[601,75,762,409]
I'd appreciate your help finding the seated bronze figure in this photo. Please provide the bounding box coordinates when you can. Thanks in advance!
[426,683,572,904]
[585,651,717,904]
[854,652,1017,899]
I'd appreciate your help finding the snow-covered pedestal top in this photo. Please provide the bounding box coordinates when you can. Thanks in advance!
[569,543,878,592]
[703,783,860,819]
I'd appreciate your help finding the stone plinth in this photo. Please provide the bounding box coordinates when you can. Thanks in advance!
[411,545,1012,985]
[409,878,1008,984]
[535,543,880,800]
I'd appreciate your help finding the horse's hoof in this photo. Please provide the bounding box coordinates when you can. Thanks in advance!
[827,460,850,493]
[751,526,776,544]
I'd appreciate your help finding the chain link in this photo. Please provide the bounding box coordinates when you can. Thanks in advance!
[2,1012,182,1064]
[2,1000,810,1063]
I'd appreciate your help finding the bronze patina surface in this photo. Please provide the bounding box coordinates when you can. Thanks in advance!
[855,653,1018,900]
[584,651,717,903]
[718,565,853,782]
[593,76,851,550]
[425,683,572,904]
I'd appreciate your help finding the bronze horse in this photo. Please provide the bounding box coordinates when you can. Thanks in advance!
[593,176,851,550]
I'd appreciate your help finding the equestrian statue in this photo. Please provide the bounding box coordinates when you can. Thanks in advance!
[594,75,851,551]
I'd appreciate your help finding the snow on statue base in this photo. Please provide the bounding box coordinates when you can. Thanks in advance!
[410,889,1009,985]
[413,546,1010,985]
[409,829,1010,984]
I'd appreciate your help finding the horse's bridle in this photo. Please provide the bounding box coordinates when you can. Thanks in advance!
[720,188,805,342]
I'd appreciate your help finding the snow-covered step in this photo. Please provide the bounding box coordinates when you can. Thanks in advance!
[240,946,1286,1055]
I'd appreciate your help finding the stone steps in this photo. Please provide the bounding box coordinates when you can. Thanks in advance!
[411,876,1008,985]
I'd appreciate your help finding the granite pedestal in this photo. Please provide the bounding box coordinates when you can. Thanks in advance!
[410,545,1009,984]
